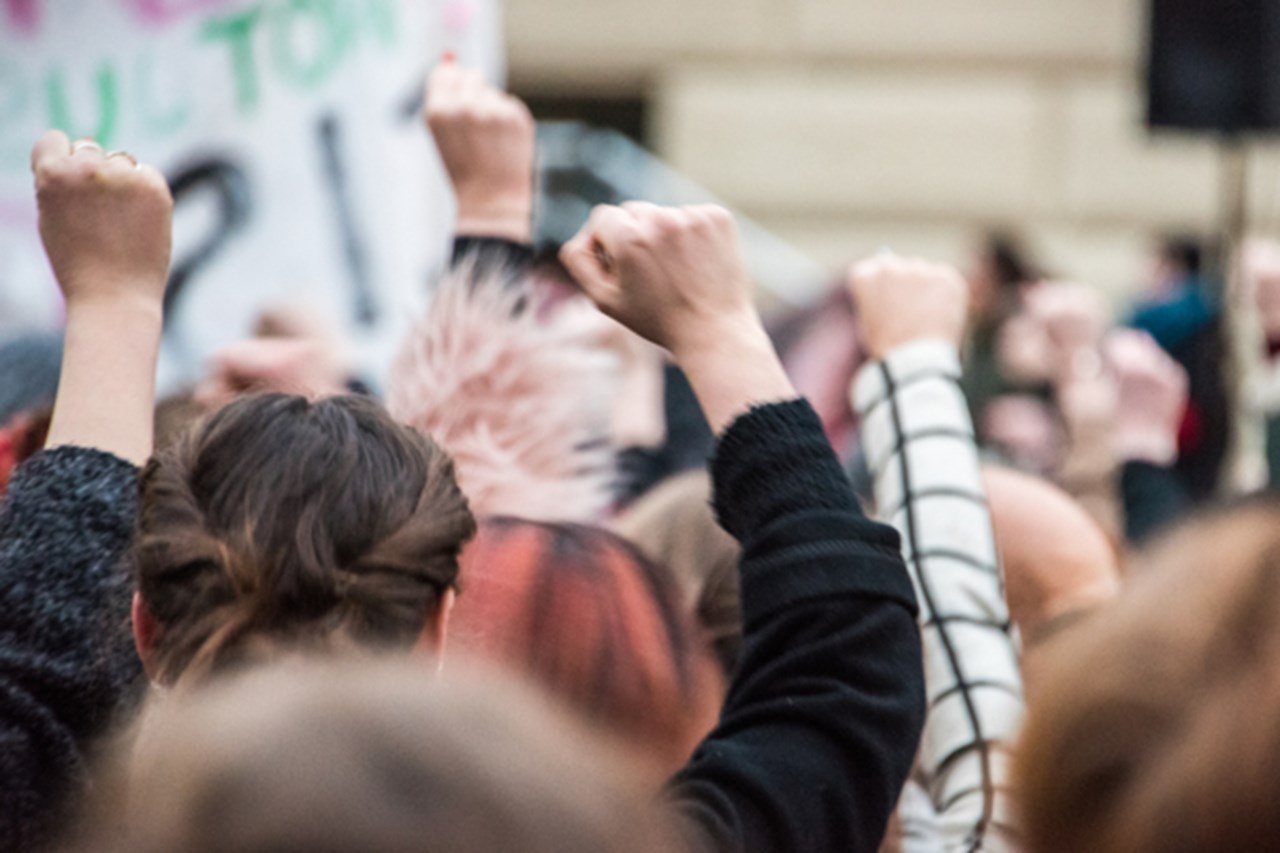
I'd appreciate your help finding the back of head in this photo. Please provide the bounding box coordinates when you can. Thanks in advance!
[73,656,677,853]
[614,471,743,675]
[982,465,1120,648]
[451,517,725,775]
[134,393,475,684]
[1018,499,1280,853]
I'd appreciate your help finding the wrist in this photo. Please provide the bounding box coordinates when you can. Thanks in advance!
[65,290,165,330]
[672,316,797,436]
[455,191,534,244]
[872,337,961,365]
[866,333,962,361]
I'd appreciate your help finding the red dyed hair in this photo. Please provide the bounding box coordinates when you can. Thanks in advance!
[451,517,725,775]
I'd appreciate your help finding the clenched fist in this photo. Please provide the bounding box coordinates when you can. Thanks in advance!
[847,254,969,359]
[426,56,535,243]
[559,202,758,359]
[1106,329,1189,465]
[560,202,792,433]
[32,130,173,313]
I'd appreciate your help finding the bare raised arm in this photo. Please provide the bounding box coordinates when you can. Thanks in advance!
[425,56,536,244]
[34,130,173,465]
[559,202,795,433]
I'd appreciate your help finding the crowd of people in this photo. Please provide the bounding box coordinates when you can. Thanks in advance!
[1,53,1278,852]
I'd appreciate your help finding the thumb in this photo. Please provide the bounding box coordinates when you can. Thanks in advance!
[560,231,618,309]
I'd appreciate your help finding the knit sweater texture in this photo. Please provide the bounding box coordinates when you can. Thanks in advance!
[0,447,143,851]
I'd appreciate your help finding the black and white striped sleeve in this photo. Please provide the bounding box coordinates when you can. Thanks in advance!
[853,340,1023,852]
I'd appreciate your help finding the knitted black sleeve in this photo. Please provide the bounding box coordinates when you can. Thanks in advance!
[669,399,925,853]
[0,447,143,851]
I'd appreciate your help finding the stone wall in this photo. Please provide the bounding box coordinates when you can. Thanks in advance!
[506,0,1280,302]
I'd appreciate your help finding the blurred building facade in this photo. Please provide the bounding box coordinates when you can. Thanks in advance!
[506,0,1280,303]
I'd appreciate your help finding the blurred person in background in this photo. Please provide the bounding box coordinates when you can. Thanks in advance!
[1129,236,1228,500]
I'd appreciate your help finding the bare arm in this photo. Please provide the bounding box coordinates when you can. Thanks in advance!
[33,131,173,464]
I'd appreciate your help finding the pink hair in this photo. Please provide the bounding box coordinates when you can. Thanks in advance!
[386,258,617,522]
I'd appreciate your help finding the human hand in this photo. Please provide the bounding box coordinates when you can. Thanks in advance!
[1105,329,1188,465]
[33,130,172,464]
[32,130,172,315]
[846,253,969,359]
[195,338,351,410]
[560,202,792,434]
[425,55,535,243]
[995,313,1055,385]
[560,202,759,358]
[1024,282,1110,383]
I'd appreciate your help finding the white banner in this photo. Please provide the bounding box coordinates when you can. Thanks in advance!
[0,0,501,389]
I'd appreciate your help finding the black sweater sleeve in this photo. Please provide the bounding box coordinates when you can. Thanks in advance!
[0,447,143,851]
[668,400,925,853]
[451,236,535,273]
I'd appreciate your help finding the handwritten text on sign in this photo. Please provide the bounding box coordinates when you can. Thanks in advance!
[0,0,500,389]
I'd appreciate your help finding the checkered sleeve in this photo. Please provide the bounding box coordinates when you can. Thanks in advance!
[853,340,1023,852]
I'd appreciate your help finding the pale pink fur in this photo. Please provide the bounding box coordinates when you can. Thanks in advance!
[386,260,618,522]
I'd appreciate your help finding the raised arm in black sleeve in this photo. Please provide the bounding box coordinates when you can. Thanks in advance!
[668,400,925,853]
[0,448,143,851]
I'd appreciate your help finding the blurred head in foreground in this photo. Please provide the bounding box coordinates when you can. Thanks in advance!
[1018,499,1280,853]
[71,657,675,853]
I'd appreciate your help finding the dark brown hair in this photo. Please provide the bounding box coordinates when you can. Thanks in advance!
[134,394,475,683]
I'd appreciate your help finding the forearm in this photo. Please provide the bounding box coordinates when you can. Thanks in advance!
[45,298,162,466]
[671,400,923,853]
[854,339,1023,850]
[675,320,797,437]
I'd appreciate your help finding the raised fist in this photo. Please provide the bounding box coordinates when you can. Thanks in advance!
[32,130,173,312]
[559,202,758,358]
[847,253,969,359]
[425,56,535,243]
[1105,330,1188,465]
[1023,282,1110,382]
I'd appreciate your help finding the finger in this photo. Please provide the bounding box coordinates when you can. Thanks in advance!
[849,254,891,284]
[620,200,664,219]
[588,205,646,260]
[71,138,104,160]
[30,129,72,173]
[426,57,466,112]
[105,150,139,168]
[685,203,734,231]
[560,232,617,305]
[135,164,173,200]
[457,67,487,101]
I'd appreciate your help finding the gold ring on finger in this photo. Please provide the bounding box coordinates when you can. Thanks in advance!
[106,150,139,167]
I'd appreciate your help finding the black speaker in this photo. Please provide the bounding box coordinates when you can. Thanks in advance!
[1147,0,1280,132]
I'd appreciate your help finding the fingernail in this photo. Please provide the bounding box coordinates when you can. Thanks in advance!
[442,49,457,63]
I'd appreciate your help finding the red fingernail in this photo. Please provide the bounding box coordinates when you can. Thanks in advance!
[442,49,457,63]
